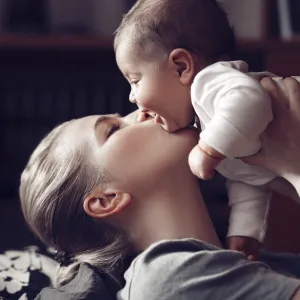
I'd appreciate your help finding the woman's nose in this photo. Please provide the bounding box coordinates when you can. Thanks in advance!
[123,110,151,125]
[137,111,151,122]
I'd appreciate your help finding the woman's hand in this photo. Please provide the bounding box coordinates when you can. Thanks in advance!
[243,77,300,192]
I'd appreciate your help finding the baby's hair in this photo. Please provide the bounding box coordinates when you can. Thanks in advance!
[114,0,236,63]
[19,120,129,287]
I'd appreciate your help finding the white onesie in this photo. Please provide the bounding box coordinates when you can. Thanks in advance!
[191,60,287,242]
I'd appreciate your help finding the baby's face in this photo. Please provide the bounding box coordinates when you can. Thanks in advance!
[116,41,195,132]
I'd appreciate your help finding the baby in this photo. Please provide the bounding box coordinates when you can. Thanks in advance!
[114,0,299,259]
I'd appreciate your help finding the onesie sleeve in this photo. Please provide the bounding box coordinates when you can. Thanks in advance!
[226,180,271,242]
[191,61,273,158]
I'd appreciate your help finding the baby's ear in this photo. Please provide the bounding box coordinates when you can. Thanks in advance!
[169,48,195,85]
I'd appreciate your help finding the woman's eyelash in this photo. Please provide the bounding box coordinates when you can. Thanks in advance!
[107,124,120,138]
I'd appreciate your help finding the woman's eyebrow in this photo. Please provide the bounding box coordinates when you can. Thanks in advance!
[94,116,110,131]
[94,114,121,131]
[130,72,141,77]
[125,72,141,78]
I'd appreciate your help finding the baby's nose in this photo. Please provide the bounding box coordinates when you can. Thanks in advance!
[129,90,136,103]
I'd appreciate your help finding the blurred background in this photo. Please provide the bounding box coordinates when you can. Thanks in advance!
[0,0,299,250]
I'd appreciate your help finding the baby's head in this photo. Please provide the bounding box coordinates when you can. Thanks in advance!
[114,0,235,132]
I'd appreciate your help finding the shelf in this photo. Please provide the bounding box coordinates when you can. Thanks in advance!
[238,38,300,52]
[237,39,267,52]
[0,35,299,53]
[266,39,300,51]
[0,34,113,50]
[0,35,268,51]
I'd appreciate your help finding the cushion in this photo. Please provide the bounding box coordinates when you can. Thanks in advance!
[0,246,57,300]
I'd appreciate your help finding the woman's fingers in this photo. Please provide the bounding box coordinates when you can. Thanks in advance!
[243,76,300,181]
[242,77,289,171]
[260,77,287,118]
[284,77,300,118]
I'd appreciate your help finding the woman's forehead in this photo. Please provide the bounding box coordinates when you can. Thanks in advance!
[67,116,98,132]
[59,116,99,148]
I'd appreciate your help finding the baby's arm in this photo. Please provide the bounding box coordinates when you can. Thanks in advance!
[226,180,271,260]
[192,61,273,160]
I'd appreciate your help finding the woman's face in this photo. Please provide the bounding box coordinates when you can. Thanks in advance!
[59,112,198,194]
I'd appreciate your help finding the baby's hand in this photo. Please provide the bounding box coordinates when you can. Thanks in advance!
[188,141,224,180]
[227,236,260,261]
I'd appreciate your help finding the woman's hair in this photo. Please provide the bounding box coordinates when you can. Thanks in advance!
[114,0,236,63]
[19,121,129,287]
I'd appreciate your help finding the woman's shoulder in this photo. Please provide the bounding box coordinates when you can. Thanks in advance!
[139,238,219,257]
[118,238,300,300]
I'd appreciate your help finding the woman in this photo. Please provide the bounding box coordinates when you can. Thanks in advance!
[20,78,300,300]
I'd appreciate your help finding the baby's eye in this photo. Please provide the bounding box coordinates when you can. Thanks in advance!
[131,80,139,86]
[107,124,120,138]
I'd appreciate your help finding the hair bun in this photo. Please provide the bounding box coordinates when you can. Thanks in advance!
[55,250,75,267]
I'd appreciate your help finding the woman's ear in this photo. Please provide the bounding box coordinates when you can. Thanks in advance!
[83,190,131,219]
[169,48,195,85]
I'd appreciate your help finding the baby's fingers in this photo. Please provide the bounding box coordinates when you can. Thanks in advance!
[188,146,215,180]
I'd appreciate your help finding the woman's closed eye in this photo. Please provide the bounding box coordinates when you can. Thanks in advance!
[107,123,120,138]
[131,80,139,87]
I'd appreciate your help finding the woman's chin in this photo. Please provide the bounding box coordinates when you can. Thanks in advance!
[173,126,199,154]
[177,125,199,138]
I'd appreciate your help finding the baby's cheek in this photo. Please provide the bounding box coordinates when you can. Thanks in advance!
[137,86,157,106]
[138,98,157,114]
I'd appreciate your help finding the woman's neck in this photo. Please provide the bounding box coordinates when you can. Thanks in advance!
[126,171,222,251]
